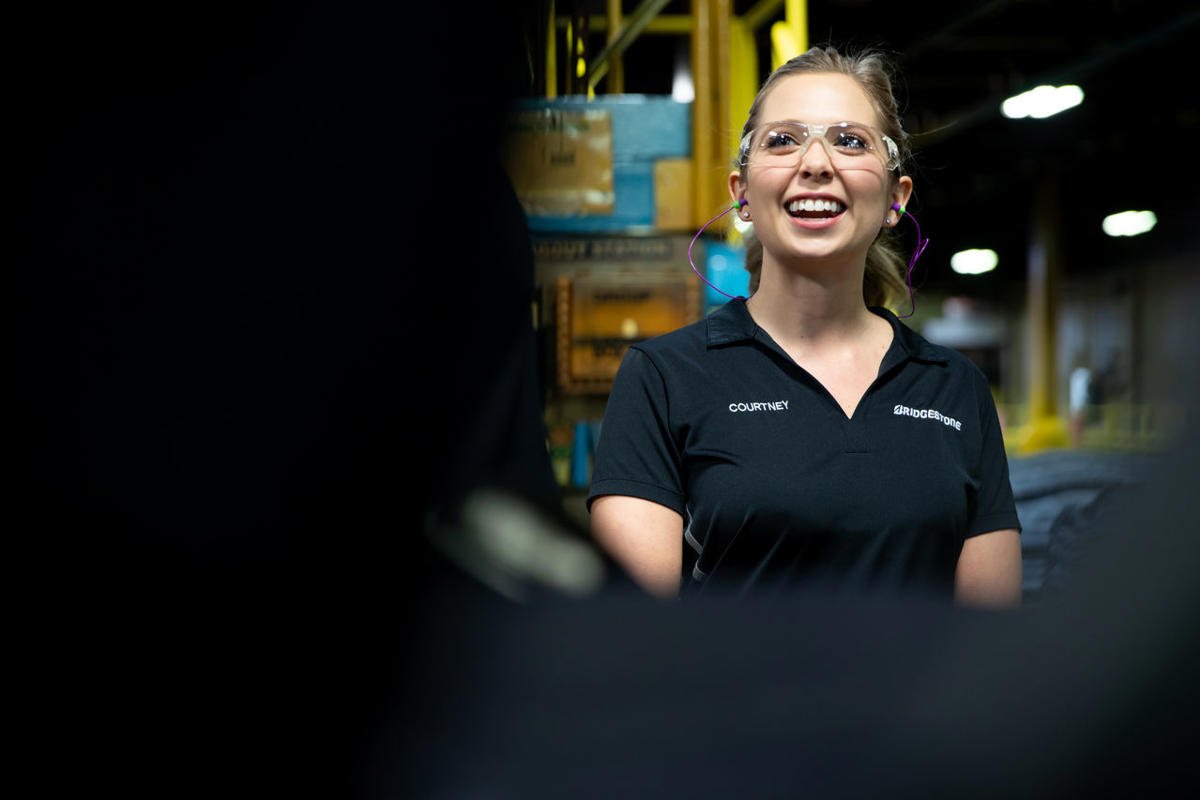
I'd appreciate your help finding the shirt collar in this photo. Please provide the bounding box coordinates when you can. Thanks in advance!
[705,297,949,364]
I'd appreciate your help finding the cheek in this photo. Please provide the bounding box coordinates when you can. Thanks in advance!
[846,173,892,211]
[744,165,790,197]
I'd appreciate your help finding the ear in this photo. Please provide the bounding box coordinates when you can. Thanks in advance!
[728,170,746,209]
[890,175,913,216]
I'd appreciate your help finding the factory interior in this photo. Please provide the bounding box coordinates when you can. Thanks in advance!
[517,1,1200,604]
[13,1,1200,797]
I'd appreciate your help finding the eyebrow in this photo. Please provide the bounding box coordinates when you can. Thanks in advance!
[761,120,879,128]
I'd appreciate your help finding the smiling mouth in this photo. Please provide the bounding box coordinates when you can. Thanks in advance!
[786,198,845,219]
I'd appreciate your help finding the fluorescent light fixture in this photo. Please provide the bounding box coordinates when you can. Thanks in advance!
[672,47,694,102]
[950,248,998,275]
[672,69,694,102]
[1001,85,1084,119]
[1102,210,1158,237]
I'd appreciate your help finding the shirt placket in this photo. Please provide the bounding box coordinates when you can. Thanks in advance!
[842,342,911,453]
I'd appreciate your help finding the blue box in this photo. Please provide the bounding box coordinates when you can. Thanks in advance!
[510,96,690,233]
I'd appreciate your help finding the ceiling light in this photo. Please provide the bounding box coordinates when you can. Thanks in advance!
[1102,210,1157,237]
[672,46,694,103]
[950,249,998,275]
[1001,85,1084,119]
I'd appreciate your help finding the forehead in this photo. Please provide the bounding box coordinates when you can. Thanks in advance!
[758,72,879,127]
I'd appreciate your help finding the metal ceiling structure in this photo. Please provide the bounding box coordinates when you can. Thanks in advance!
[540,0,1200,299]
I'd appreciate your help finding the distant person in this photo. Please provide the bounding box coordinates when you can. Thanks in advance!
[1069,362,1092,446]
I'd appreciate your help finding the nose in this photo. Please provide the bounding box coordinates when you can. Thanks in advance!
[796,135,834,180]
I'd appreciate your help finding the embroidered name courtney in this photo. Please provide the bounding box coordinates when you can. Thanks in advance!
[729,400,790,413]
[894,404,962,430]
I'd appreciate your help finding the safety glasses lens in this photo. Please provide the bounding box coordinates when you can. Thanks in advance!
[745,122,897,170]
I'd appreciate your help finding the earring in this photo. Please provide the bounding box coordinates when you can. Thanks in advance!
[885,216,893,225]
[741,210,751,219]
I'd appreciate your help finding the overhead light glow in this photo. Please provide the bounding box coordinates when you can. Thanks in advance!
[1001,85,1084,119]
[950,248,998,275]
[672,54,694,103]
[1102,210,1158,237]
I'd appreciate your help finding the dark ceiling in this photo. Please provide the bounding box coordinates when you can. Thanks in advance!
[17,2,1195,303]
[567,0,1200,299]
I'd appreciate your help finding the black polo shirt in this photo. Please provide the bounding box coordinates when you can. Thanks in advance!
[588,298,1021,598]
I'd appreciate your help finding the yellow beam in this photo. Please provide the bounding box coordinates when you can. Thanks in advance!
[692,0,712,227]
[787,0,808,50]
[1020,175,1070,452]
[566,16,574,95]
[556,3,786,35]
[558,14,692,34]
[606,0,624,93]
[710,0,729,171]
[546,0,557,98]
[743,0,784,32]
[770,24,799,71]
[715,0,732,212]
[729,16,758,160]
[771,0,807,69]
[585,0,672,93]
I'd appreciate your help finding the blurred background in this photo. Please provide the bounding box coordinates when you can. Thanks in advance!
[509,0,1200,600]
[13,2,1199,796]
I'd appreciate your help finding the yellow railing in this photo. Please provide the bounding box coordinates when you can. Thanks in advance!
[998,403,1188,454]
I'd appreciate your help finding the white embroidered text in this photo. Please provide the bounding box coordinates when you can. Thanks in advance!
[893,404,962,430]
[729,400,790,413]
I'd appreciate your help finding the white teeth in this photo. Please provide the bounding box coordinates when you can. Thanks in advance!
[787,198,843,214]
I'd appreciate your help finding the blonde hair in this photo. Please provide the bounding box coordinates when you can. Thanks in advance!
[735,46,911,308]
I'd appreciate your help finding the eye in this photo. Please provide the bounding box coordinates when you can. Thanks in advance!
[763,130,799,150]
[832,130,871,152]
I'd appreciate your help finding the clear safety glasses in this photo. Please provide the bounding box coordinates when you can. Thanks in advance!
[738,120,901,172]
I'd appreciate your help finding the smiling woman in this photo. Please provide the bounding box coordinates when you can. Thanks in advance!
[588,46,1022,607]
[733,70,911,296]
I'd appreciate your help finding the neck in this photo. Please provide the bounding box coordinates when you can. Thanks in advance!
[746,254,876,346]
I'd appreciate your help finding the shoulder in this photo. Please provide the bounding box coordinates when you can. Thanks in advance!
[607,317,709,398]
[914,333,993,401]
[622,297,750,372]
[889,312,987,381]
[933,342,988,380]
[880,310,998,412]
[925,342,992,395]
[627,316,708,362]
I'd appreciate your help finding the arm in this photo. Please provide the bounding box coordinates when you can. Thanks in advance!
[590,495,683,598]
[955,528,1022,608]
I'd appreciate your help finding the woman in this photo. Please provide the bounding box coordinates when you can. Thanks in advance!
[588,46,1021,606]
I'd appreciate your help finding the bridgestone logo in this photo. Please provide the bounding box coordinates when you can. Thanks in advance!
[894,403,962,430]
[729,400,790,413]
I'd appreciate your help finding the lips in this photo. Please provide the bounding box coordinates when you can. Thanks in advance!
[786,196,846,219]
